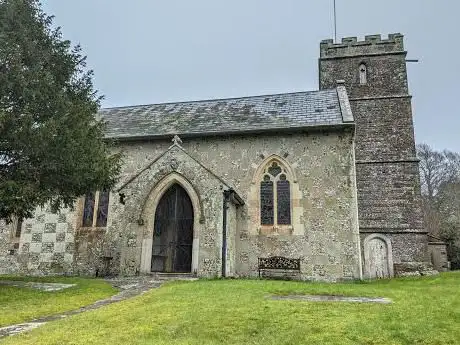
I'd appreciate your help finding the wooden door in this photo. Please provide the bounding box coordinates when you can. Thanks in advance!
[151,184,193,273]
[367,238,390,279]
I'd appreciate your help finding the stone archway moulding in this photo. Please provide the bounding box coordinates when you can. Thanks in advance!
[251,154,298,184]
[363,233,394,278]
[139,172,202,274]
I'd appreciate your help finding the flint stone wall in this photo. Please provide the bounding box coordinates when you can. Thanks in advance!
[109,130,360,280]
[0,210,74,275]
[0,220,20,274]
[0,130,361,281]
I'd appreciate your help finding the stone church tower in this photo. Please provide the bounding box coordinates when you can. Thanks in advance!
[319,34,430,275]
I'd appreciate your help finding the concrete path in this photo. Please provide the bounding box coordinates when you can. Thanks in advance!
[0,277,164,339]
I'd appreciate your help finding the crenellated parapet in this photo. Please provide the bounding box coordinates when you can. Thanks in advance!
[320,33,405,58]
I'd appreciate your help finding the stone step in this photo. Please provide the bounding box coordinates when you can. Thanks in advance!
[150,272,197,281]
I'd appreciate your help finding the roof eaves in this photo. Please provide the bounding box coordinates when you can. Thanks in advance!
[105,123,354,142]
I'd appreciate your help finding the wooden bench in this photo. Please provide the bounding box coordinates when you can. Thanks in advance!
[258,256,301,279]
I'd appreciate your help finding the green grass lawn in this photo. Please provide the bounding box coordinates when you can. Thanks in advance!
[3,272,460,345]
[0,276,117,327]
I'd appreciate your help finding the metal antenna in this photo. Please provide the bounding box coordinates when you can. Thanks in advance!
[333,0,337,43]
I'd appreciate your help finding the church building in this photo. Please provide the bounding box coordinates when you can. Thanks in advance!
[0,33,433,281]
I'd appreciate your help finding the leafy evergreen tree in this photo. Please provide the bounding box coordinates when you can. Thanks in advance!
[0,0,121,221]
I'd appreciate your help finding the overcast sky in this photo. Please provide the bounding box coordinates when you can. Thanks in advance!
[41,0,459,152]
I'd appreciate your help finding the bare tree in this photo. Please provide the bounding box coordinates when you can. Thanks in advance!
[417,143,460,268]
[417,144,460,201]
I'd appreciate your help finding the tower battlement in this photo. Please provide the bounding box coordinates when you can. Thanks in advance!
[320,33,405,58]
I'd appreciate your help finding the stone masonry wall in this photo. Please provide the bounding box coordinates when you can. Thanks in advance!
[0,209,75,275]
[350,98,416,161]
[320,53,408,98]
[113,130,360,281]
[79,129,360,280]
[0,220,20,274]
[112,144,227,278]
[357,162,423,231]
[0,129,360,281]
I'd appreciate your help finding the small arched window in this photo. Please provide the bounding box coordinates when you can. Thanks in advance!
[359,63,367,85]
[260,161,291,226]
[82,191,110,228]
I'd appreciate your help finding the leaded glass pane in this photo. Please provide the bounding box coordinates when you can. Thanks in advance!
[96,191,110,227]
[277,179,291,225]
[260,179,274,225]
[82,192,95,227]
[268,162,282,177]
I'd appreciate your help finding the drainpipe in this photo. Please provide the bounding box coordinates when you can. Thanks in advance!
[222,190,232,278]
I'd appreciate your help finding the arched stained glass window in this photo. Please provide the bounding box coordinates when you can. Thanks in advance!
[259,161,292,226]
[82,191,110,228]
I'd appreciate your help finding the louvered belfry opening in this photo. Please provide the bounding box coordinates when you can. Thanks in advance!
[151,184,194,273]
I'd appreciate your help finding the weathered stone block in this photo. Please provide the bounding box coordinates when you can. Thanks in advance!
[21,243,30,254]
[42,233,56,243]
[65,243,75,254]
[31,233,42,243]
[56,232,66,242]
[41,242,54,253]
[44,223,57,233]
[54,242,65,253]
[29,243,42,253]
[25,224,32,234]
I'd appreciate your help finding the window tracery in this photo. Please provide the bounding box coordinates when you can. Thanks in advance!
[260,161,292,226]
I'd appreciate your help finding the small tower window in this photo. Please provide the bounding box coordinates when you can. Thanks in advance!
[359,63,367,85]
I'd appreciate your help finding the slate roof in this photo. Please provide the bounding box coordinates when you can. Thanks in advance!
[99,88,353,140]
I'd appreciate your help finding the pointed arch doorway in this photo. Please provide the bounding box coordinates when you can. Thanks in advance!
[151,184,194,273]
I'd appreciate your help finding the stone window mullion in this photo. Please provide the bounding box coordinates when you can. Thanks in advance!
[92,191,101,228]
[80,190,110,229]
[273,175,279,226]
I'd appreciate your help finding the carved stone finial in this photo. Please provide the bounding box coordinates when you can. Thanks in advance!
[172,135,183,146]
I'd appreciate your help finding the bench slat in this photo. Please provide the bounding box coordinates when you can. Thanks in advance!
[258,256,300,278]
